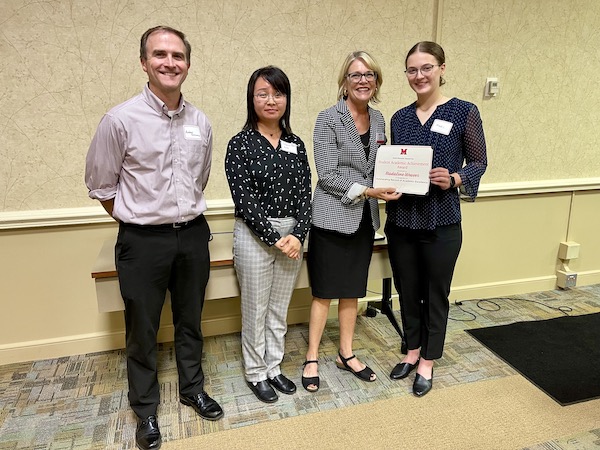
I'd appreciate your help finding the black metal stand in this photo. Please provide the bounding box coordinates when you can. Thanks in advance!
[366,278,407,354]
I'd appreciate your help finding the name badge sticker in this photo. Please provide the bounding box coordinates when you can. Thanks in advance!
[184,125,202,140]
[376,132,386,144]
[431,119,453,136]
[280,140,298,154]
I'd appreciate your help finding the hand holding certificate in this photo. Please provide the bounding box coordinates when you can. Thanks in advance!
[373,145,433,195]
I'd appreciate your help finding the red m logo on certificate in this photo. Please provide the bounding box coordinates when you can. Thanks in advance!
[400,148,407,155]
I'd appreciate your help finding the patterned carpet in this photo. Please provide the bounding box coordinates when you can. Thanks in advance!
[1,284,599,449]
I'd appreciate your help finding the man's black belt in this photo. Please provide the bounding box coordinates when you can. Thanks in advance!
[121,214,202,230]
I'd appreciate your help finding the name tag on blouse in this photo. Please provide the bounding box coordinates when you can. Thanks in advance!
[280,141,298,154]
[184,125,202,140]
[431,119,453,135]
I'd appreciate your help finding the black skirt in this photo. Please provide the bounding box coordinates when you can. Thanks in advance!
[307,205,375,299]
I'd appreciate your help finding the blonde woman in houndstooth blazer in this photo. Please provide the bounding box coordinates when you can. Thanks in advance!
[302,51,400,392]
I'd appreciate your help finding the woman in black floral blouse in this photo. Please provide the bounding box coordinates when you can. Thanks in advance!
[225,66,311,403]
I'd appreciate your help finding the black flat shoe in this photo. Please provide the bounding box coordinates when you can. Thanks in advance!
[301,360,320,392]
[180,391,224,421]
[247,380,278,403]
[413,372,433,397]
[268,374,296,394]
[335,352,376,382]
[136,415,162,450]
[390,360,419,380]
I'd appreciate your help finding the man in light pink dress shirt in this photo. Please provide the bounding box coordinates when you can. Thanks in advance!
[85,26,223,450]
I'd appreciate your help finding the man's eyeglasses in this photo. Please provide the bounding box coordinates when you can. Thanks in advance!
[405,64,441,77]
[254,92,286,102]
[346,71,377,83]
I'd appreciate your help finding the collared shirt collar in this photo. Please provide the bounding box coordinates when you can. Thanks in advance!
[142,83,186,115]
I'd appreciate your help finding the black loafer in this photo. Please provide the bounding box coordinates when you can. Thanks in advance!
[247,380,278,403]
[136,415,162,450]
[413,373,433,397]
[268,374,297,394]
[180,392,224,421]
[390,360,418,380]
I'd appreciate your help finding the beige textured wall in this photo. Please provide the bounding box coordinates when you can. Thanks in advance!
[442,0,600,183]
[3,0,599,213]
[441,0,600,182]
[0,0,431,211]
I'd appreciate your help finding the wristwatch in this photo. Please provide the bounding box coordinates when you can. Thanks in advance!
[449,175,456,188]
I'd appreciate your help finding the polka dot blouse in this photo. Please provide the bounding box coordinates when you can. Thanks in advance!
[386,98,487,230]
[225,129,312,246]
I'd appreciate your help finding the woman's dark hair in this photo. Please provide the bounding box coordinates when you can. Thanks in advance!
[405,41,446,86]
[243,66,292,134]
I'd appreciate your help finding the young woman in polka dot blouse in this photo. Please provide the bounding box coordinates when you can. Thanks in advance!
[385,42,487,397]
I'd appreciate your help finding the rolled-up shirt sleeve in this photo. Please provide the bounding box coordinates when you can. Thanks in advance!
[347,183,368,204]
[85,114,126,201]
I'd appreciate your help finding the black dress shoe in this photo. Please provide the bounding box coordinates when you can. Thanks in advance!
[180,392,224,421]
[247,380,278,403]
[390,360,418,380]
[268,374,297,394]
[136,415,161,450]
[413,372,433,397]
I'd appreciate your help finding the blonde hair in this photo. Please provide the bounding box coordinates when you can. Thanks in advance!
[337,51,383,103]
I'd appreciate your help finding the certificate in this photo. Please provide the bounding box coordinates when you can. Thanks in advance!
[373,145,433,195]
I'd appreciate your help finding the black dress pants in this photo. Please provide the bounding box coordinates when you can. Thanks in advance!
[385,222,462,360]
[115,215,210,418]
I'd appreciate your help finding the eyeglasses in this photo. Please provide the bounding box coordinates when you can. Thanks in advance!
[254,92,287,102]
[405,64,441,77]
[346,71,377,83]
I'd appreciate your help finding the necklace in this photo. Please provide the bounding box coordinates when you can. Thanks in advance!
[258,126,281,138]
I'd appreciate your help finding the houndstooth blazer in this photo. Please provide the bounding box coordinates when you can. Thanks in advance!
[312,99,386,234]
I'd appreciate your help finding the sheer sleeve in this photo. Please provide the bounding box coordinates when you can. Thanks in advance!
[459,105,487,199]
